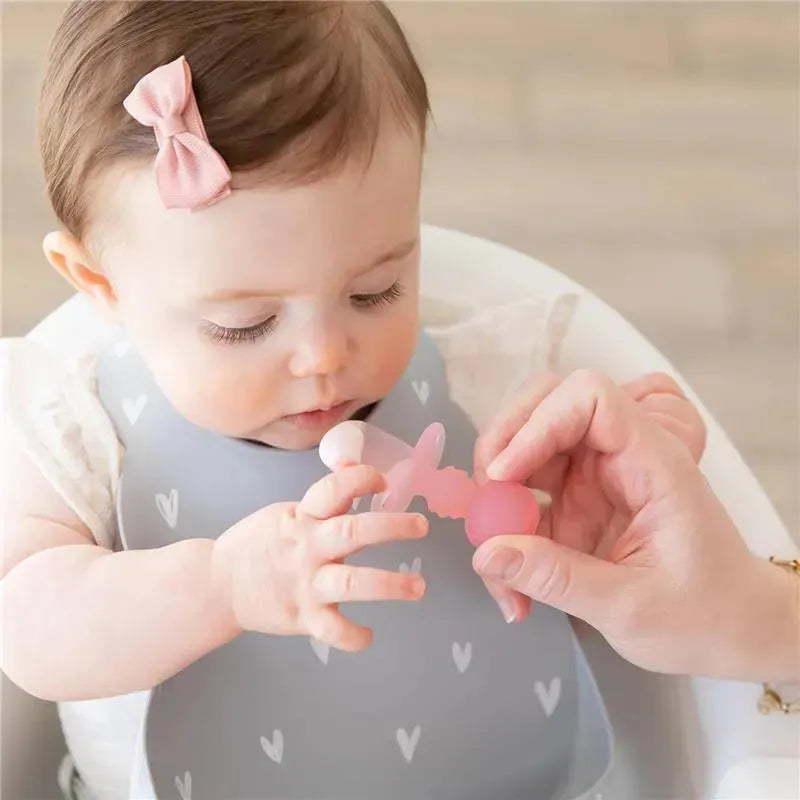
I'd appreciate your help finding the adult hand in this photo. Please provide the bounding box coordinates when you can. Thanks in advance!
[472,370,798,683]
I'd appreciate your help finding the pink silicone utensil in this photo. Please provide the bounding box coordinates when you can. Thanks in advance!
[319,421,539,547]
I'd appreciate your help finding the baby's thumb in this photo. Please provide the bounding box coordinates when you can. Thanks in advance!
[472,535,625,628]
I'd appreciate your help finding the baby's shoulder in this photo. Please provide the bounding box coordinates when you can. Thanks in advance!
[1,337,122,549]
[2,337,106,440]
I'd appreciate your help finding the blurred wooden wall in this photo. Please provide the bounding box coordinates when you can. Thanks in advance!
[2,1,797,532]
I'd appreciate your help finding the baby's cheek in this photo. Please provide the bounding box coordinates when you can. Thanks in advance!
[205,371,278,435]
[153,350,279,437]
[366,312,417,394]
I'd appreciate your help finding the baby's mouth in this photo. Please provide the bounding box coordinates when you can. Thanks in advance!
[281,401,356,431]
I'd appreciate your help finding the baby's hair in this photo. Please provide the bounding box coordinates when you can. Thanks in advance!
[38,0,429,245]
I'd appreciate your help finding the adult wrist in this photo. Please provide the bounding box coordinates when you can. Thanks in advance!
[720,553,800,684]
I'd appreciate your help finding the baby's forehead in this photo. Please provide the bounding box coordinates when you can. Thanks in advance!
[91,132,422,292]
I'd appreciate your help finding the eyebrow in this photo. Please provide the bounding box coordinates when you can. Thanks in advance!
[197,237,419,303]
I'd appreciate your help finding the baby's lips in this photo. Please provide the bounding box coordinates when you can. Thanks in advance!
[465,481,540,548]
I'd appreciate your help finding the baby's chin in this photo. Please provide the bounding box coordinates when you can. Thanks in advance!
[251,425,330,452]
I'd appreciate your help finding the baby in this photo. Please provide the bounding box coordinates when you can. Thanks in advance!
[1,2,706,798]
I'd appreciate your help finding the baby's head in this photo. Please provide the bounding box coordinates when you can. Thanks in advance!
[39,0,428,449]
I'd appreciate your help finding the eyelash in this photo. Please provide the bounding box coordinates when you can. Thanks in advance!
[204,282,405,344]
[350,281,405,309]
[203,317,278,344]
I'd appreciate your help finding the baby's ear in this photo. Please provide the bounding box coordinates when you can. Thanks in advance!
[42,230,119,323]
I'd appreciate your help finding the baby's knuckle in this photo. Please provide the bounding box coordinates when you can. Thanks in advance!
[269,541,308,583]
[277,504,298,532]
[272,535,297,561]
[278,501,297,517]
[341,569,356,597]
[338,515,358,547]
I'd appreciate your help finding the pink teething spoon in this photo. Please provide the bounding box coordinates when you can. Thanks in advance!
[319,421,539,547]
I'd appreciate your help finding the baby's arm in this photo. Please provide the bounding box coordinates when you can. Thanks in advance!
[2,444,426,703]
[1,436,240,702]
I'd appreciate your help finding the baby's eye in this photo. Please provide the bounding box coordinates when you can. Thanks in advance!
[350,281,405,310]
[202,316,277,344]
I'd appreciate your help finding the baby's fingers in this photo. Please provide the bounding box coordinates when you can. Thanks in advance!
[308,606,373,652]
[313,512,428,561]
[300,464,386,519]
[312,564,426,604]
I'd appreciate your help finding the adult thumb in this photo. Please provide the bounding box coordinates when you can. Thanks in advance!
[472,534,626,627]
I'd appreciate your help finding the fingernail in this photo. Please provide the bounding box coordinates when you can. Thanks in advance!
[411,577,426,597]
[475,547,523,581]
[473,460,491,486]
[499,598,517,624]
[374,490,390,510]
[485,458,505,481]
[415,514,429,534]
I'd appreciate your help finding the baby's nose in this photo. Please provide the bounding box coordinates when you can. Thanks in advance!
[288,331,348,378]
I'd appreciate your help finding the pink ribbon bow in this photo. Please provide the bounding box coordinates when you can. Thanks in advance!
[123,55,232,210]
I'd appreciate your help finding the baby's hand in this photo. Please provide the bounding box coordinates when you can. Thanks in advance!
[211,464,428,652]
[623,372,707,463]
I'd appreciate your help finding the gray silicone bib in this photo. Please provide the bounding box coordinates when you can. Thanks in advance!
[96,330,613,800]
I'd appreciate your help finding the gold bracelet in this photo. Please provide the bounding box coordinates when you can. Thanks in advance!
[757,556,800,715]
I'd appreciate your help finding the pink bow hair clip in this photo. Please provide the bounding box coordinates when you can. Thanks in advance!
[319,421,540,547]
[123,55,232,210]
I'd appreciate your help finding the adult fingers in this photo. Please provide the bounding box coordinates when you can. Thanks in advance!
[485,369,686,512]
[486,370,629,482]
[479,505,553,623]
[474,372,561,483]
[637,392,707,463]
[521,453,570,494]
[622,371,686,402]
[473,532,631,626]
[481,576,532,624]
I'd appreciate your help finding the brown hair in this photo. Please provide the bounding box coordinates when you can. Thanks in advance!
[38,0,429,246]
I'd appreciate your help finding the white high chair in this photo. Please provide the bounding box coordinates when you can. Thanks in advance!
[3,225,797,799]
